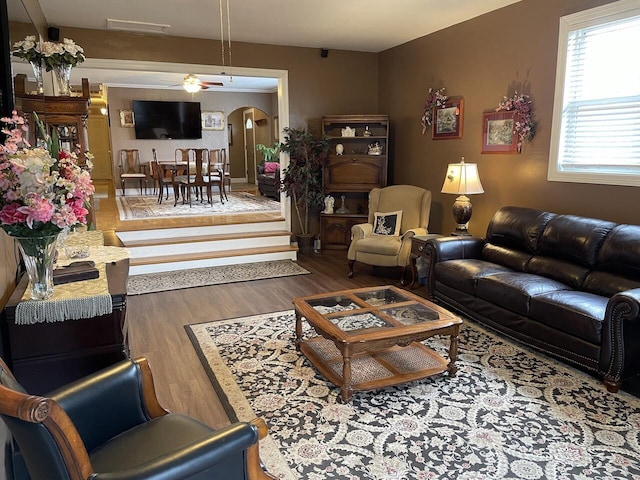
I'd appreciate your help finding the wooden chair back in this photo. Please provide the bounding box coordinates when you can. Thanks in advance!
[120,149,141,173]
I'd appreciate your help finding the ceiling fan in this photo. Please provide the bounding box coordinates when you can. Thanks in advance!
[181,74,223,92]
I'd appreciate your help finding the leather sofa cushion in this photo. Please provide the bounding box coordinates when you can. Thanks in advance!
[596,224,640,281]
[582,271,640,297]
[355,235,401,256]
[529,291,607,344]
[527,256,589,289]
[435,259,512,295]
[538,215,616,268]
[485,206,556,253]
[482,244,532,272]
[477,272,569,316]
[257,173,279,186]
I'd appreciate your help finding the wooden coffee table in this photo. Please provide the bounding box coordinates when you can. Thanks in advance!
[293,285,463,403]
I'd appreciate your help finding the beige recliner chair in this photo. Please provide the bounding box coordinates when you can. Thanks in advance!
[348,185,431,281]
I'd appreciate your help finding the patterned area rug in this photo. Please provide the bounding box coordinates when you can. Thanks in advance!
[187,310,640,480]
[127,261,310,295]
[116,192,280,220]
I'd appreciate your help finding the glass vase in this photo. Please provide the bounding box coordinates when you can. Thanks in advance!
[29,59,44,94]
[52,63,73,96]
[15,234,60,300]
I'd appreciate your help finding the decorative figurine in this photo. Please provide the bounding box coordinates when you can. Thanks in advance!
[363,125,372,137]
[341,126,356,137]
[336,195,350,214]
[323,195,335,214]
[336,143,344,155]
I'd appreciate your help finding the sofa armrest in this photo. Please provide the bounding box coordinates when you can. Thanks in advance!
[601,288,640,391]
[51,359,161,453]
[427,236,485,262]
[351,222,373,241]
[401,228,427,240]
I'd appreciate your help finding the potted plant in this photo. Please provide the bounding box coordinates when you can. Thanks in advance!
[280,127,329,254]
[255,142,280,163]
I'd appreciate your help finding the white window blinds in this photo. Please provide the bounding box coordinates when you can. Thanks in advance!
[549,1,640,186]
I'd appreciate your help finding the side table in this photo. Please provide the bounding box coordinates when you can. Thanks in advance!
[409,234,442,290]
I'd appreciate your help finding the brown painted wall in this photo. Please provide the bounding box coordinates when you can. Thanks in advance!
[378,0,636,236]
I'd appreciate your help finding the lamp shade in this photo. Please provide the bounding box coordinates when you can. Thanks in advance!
[441,158,484,195]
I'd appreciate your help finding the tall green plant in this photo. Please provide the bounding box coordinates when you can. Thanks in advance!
[280,127,329,236]
[255,143,280,163]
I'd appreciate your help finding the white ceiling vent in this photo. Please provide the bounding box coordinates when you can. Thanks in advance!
[106,19,171,35]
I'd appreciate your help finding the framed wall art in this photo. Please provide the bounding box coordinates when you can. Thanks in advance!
[202,111,225,131]
[119,109,135,127]
[482,111,518,153]
[432,96,464,140]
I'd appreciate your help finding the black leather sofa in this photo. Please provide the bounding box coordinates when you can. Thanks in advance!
[257,162,280,200]
[426,206,640,392]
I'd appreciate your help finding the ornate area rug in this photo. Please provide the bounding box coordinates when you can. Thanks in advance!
[127,261,309,295]
[186,310,640,480]
[116,192,280,220]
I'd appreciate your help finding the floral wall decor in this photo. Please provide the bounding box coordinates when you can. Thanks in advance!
[494,91,536,153]
[421,87,448,134]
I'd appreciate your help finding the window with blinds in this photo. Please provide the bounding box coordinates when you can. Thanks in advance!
[548,1,640,187]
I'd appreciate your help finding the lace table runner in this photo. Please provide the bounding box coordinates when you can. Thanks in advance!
[14,232,131,325]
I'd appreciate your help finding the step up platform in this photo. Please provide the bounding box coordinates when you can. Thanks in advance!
[117,219,297,275]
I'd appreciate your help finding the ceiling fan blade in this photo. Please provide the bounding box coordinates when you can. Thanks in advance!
[201,81,224,87]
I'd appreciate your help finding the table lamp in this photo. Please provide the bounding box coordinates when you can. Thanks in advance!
[441,157,484,235]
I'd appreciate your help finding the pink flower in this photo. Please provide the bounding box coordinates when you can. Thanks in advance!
[67,197,89,224]
[18,194,55,228]
[0,203,28,225]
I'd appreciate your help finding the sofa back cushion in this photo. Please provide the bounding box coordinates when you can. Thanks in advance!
[482,244,532,272]
[485,206,555,254]
[538,215,616,268]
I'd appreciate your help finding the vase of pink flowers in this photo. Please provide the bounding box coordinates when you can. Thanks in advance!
[0,111,95,299]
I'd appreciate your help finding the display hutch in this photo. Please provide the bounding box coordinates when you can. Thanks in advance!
[13,73,91,159]
[321,115,389,250]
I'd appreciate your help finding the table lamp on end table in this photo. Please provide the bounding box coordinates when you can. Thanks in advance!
[441,157,484,236]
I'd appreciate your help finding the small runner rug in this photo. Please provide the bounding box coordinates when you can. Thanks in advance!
[127,261,309,295]
[116,192,280,220]
[186,310,640,480]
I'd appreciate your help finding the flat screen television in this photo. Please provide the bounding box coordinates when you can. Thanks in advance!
[132,100,202,140]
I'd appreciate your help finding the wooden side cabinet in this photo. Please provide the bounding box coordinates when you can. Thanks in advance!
[321,115,389,250]
[1,260,130,395]
[321,213,367,251]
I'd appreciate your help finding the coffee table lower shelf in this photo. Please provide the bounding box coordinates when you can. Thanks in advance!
[299,336,449,402]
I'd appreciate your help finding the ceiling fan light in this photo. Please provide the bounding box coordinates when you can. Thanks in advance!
[183,74,202,93]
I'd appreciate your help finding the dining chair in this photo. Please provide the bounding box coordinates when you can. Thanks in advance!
[180,149,223,206]
[119,149,147,195]
[220,148,231,201]
[151,149,168,204]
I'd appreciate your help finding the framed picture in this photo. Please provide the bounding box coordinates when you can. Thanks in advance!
[432,96,464,139]
[202,111,225,131]
[482,111,518,153]
[119,109,135,127]
[227,124,233,145]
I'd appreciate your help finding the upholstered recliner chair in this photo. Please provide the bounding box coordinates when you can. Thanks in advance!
[348,185,432,281]
[257,162,280,200]
[0,357,276,480]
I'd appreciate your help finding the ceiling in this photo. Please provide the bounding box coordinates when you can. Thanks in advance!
[8,0,522,92]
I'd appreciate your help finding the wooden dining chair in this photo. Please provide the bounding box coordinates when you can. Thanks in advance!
[151,149,169,204]
[180,149,221,206]
[119,149,147,195]
[220,148,231,201]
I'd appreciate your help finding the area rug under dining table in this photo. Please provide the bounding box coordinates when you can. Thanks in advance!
[186,310,640,480]
[116,192,280,220]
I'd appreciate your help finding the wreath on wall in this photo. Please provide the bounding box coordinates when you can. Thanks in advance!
[495,91,536,152]
[421,87,448,134]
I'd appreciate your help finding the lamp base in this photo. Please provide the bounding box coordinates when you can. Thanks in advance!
[451,195,473,236]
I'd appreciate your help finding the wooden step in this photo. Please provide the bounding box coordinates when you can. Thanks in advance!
[129,245,298,266]
[122,230,291,248]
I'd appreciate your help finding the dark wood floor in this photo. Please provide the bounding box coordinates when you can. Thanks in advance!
[126,250,412,429]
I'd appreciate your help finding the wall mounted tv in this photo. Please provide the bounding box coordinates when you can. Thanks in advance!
[132,100,202,140]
